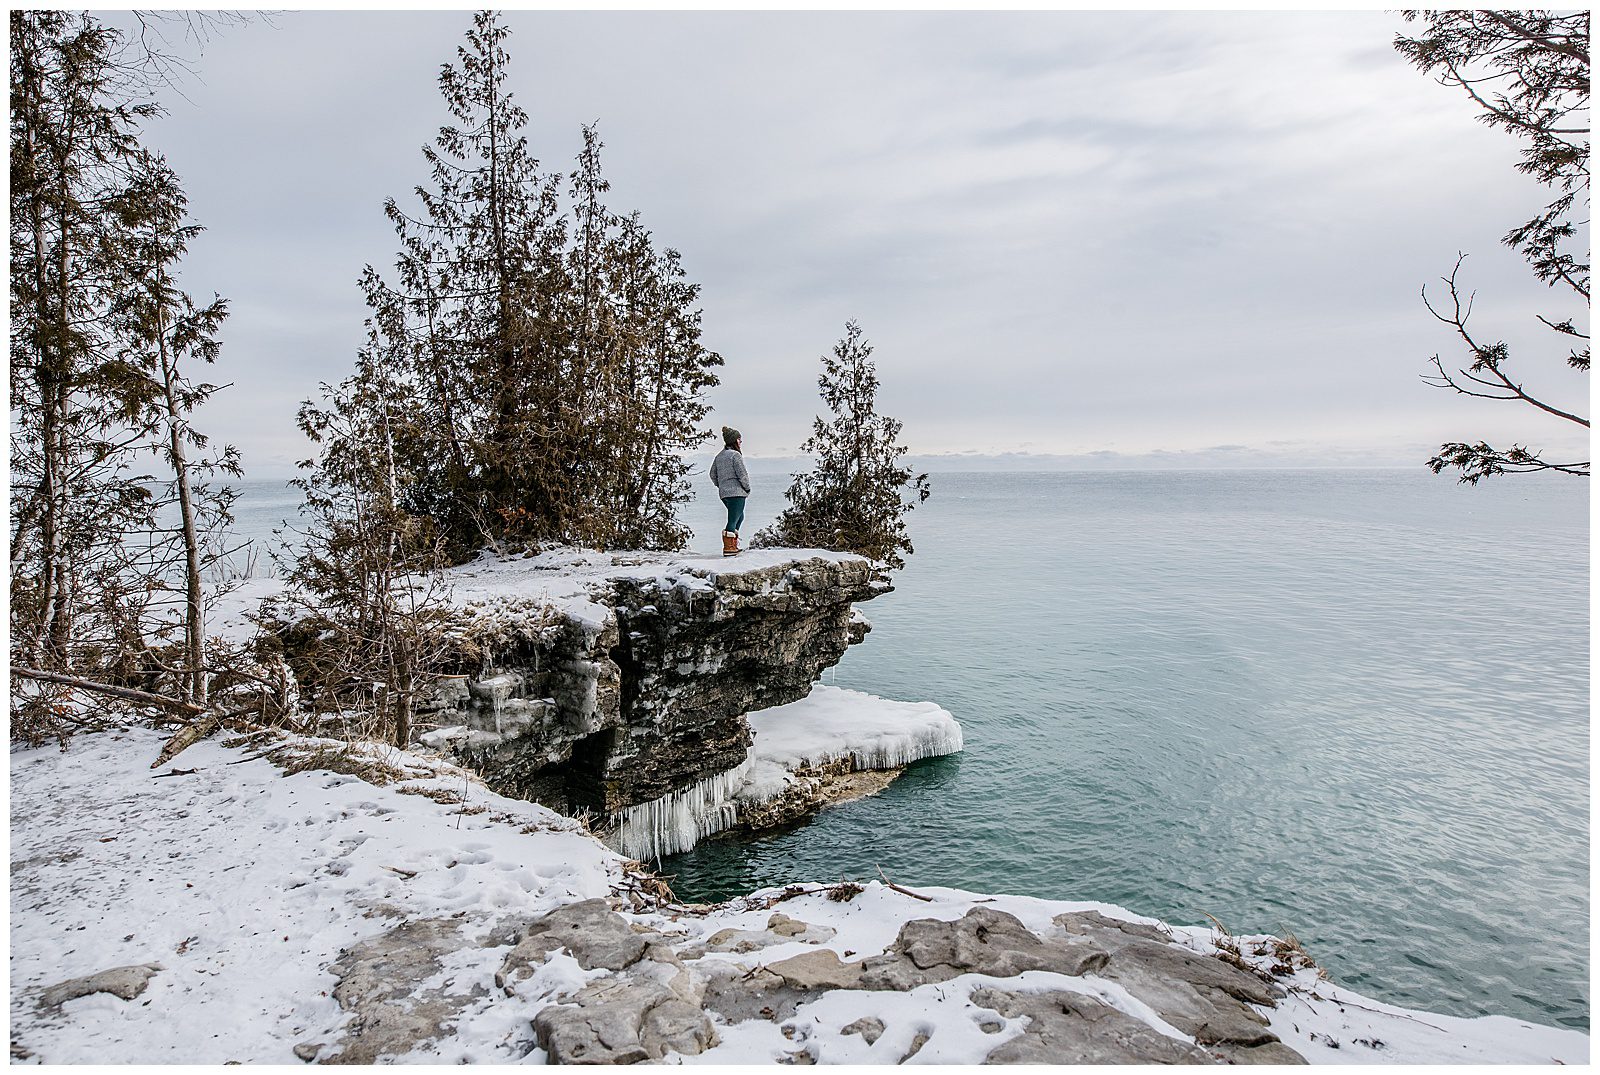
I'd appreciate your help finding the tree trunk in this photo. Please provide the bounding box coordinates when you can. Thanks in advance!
[392,657,413,750]
[42,139,76,662]
[155,249,207,706]
[13,665,202,716]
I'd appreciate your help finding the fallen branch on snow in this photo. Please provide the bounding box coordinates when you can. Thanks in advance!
[876,865,933,902]
[12,666,198,719]
[152,705,262,769]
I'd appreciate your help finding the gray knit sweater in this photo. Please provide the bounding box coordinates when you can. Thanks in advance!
[709,447,751,499]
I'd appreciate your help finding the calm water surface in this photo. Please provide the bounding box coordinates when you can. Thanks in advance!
[235,469,1590,1030]
[673,468,1590,1032]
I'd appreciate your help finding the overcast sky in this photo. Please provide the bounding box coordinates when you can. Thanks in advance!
[100,8,1590,477]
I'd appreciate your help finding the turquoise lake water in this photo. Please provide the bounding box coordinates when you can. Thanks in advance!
[232,468,1590,1031]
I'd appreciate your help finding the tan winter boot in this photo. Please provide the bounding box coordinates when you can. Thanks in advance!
[722,530,739,557]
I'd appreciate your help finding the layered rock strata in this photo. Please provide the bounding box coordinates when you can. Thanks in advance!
[376,552,883,820]
[259,550,962,862]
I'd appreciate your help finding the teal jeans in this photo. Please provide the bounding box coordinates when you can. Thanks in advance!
[722,496,746,532]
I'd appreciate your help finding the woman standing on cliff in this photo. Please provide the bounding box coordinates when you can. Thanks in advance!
[710,426,751,557]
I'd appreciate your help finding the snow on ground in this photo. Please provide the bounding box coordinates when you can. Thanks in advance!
[605,686,964,861]
[205,575,289,646]
[1259,974,1589,1065]
[441,547,869,630]
[9,727,615,1064]
[9,726,1587,1065]
[207,547,871,645]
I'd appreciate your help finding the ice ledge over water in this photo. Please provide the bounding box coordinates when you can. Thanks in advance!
[742,685,963,800]
[606,685,963,861]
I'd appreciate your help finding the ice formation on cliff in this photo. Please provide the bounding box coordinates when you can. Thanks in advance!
[604,758,756,861]
[606,685,963,861]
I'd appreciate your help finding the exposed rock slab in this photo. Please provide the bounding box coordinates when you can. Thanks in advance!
[478,898,718,1063]
[304,899,1307,1065]
[859,907,1111,990]
[973,987,1214,1064]
[765,948,863,991]
[1214,1040,1311,1064]
[1054,910,1286,1048]
[727,907,1302,1063]
[37,963,162,1010]
[323,917,486,1064]
[840,1016,885,1045]
[497,899,649,990]
[705,914,836,954]
[1054,908,1169,944]
[533,969,716,1063]
[698,961,821,1025]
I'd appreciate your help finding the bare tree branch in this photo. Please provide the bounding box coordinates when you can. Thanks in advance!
[1418,257,1589,429]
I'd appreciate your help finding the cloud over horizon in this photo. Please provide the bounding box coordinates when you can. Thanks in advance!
[105,10,1590,478]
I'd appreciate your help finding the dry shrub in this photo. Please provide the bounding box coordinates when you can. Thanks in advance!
[274,742,408,785]
[1268,930,1324,978]
[395,784,466,804]
[10,685,80,749]
[1204,912,1325,983]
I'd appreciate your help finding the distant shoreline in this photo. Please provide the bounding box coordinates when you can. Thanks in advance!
[229,462,1526,484]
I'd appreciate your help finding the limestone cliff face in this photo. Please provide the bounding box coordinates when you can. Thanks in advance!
[412,552,887,819]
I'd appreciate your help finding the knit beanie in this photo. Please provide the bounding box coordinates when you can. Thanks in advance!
[722,426,741,448]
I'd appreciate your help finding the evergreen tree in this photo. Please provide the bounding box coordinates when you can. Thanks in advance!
[566,123,613,482]
[345,11,721,556]
[1397,11,1590,482]
[754,321,930,570]
[629,241,723,548]
[368,8,568,549]
[11,10,158,672]
[288,342,451,749]
[117,153,239,706]
[9,11,239,737]
[594,213,723,549]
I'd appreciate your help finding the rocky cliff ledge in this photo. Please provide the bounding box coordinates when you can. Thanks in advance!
[264,549,945,860]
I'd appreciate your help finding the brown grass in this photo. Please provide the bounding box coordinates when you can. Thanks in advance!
[1200,912,1328,983]
[274,742,408,786]
[394,784,465,803]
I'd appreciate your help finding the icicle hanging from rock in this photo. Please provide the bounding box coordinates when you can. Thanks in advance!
[604,758,755,861]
